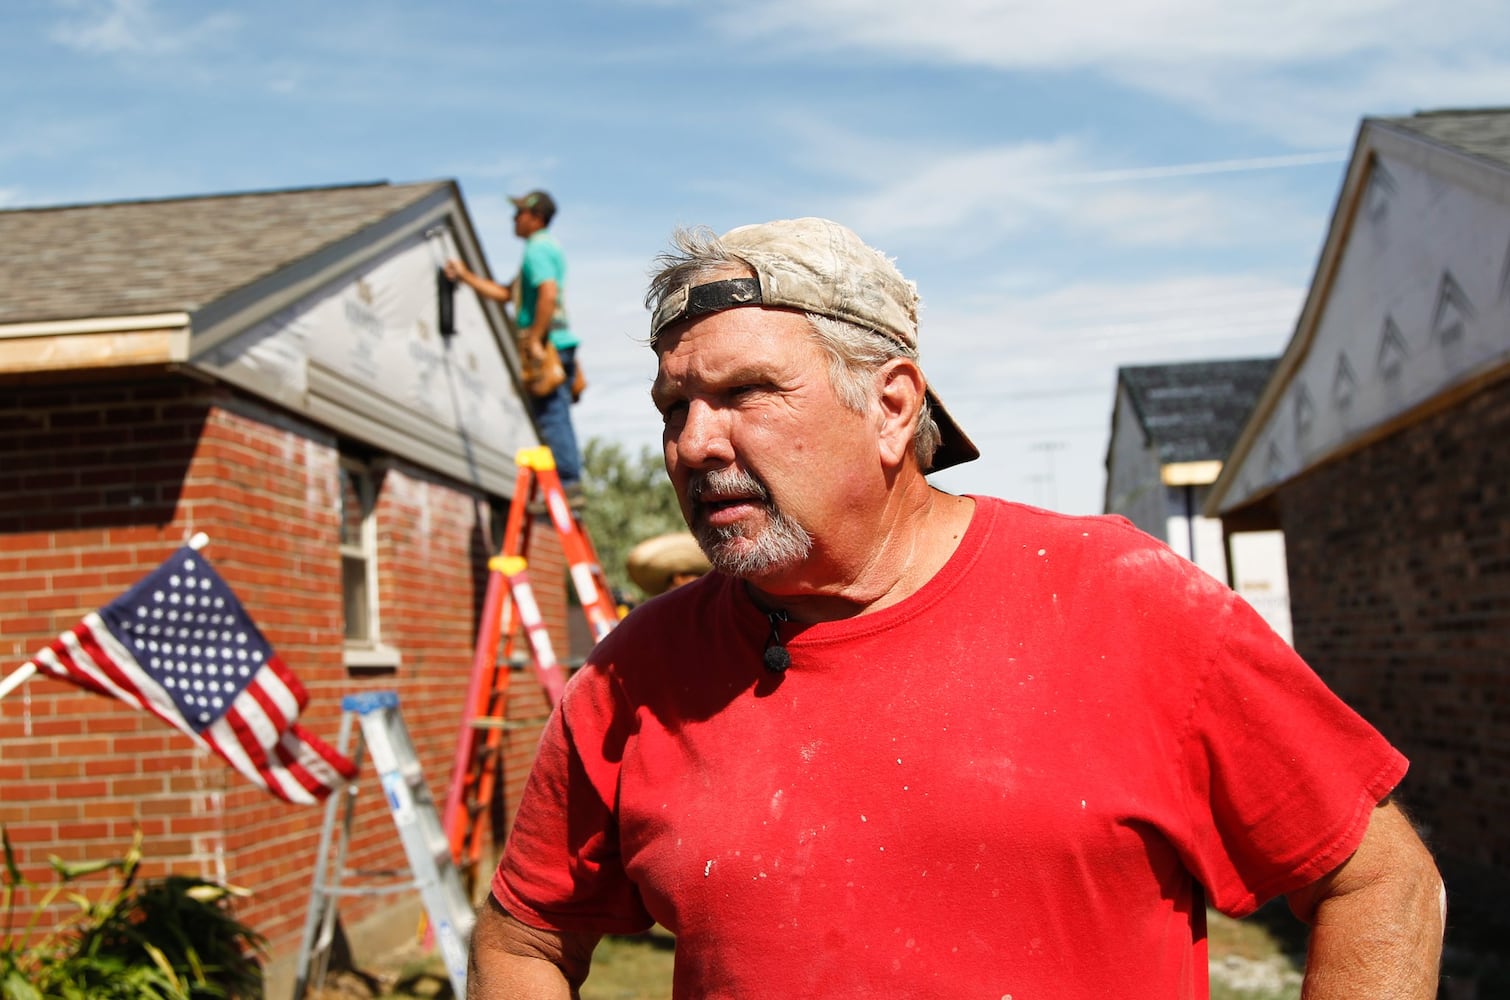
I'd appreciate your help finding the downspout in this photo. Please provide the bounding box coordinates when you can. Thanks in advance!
[1185,484,1197,563]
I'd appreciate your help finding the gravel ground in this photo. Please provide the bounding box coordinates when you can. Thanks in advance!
[1209,953,1302,998]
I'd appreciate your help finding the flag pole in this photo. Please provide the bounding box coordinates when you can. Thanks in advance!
[0,663,35,702]
[0,533,211,702]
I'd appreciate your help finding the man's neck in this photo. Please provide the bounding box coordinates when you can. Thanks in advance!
[745,488,975,624]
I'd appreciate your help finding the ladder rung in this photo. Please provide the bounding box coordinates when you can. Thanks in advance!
[320,885,414,899]
[471,714,552,731]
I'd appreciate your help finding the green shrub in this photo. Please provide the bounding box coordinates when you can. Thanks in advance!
[1,828,265,999]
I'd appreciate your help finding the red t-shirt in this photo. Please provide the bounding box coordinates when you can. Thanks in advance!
[495,497,1406,998]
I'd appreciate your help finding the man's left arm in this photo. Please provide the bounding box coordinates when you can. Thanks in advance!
[1286,799,1444,998]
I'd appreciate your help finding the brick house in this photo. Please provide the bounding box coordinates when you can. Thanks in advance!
[0,181,571,992]
[1207,109,1510,944]
[1104,358,1291,642]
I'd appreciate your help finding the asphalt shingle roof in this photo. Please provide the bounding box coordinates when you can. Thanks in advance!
[1119,358,1277,465]
[0,180,451,326]
[1376,108,1510,173]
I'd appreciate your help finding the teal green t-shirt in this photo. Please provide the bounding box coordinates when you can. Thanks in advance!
[517,231,577,350]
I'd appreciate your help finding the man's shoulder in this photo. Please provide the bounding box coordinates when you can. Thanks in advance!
[971,495,1214,585]
[525,230,565,255]
[568,573,746,707]
[972,494,1146,548]
[522,231,566,274]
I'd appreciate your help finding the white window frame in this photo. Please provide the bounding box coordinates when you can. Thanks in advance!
[339,455,401,671]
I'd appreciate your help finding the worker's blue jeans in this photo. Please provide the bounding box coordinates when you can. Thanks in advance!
[533,346,581,487]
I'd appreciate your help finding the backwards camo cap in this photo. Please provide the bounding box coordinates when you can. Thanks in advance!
[649,217,979,472]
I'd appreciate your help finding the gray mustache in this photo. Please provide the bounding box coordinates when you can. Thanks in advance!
[689,468,770,504]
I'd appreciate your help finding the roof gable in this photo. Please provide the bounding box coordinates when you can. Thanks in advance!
[0,180,538,496]
[1118,358,1277,464]
[1209,108,1510,517]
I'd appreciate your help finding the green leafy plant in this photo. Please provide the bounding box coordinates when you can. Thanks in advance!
[579,437,686,601]
[1,827,265,999]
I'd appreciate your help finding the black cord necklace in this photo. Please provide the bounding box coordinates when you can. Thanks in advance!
[762,608,791,672]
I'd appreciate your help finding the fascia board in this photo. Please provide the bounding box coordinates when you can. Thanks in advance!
[1205,121,1377,517]
[0,314,192,374]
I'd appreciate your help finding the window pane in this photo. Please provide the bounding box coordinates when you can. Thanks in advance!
[339,467,368,547]
[488,497,513,554]
[343,554,369,642]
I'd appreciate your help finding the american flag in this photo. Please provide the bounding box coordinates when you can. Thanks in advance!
[30,545,357,804]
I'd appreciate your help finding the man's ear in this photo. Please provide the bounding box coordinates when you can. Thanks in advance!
[875,358,926,468]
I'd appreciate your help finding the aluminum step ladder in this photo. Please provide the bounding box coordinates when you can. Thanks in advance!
[292,691,474,998]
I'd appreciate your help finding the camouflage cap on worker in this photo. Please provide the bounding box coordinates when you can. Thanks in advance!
[648,217,979,472]
[510,189,557,225]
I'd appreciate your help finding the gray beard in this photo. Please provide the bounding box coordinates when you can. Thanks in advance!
[689,468,814,578]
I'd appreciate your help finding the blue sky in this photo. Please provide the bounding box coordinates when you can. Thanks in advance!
[6,0,1509,513]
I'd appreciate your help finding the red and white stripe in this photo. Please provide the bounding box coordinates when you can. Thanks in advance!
[34,612,354,805]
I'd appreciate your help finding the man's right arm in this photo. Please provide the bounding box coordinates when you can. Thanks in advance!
[467,893,600,999]
[445,259,515,307]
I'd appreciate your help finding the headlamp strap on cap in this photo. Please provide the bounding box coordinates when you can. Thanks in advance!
[684,277,762,321]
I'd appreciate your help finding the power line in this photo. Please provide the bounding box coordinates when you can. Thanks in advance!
[947,385,1109,401]
[982,425,1107,437]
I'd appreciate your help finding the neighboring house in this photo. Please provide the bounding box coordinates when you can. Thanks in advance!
[1104,359,1292,642]
[1207,108,1510,944]
[0,181,570,992]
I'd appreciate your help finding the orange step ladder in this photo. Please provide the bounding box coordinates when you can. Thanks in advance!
[440,446,621,892]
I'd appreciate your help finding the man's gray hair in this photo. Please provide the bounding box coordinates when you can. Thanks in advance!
[646,226,942,469]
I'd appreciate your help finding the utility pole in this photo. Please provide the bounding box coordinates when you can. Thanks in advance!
[1029,441,1067,510]
[1023,474,1051,507]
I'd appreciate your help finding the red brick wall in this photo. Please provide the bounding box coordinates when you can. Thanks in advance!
[1279,372,1510,942]
[0,376,566,964]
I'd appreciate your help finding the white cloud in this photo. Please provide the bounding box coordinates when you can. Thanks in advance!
[0,117,110,168]
[703,0,1504,74]
[1129,50,1510,146]
[266,71,302,95]
[822,137,1331,256]
[49,0,238,56]
[1054,152,1348,184]
[930,272,1305,370]
[837,138,1083,239]
[456,156,563,183]
[690,0,1510,143]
